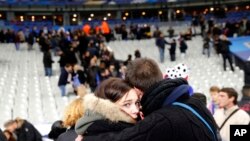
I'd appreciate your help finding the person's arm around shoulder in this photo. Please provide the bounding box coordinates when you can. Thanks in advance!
[83,111,171,141]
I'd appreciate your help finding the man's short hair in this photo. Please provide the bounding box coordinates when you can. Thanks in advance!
[220,87,238,105]
[125,58,163,92]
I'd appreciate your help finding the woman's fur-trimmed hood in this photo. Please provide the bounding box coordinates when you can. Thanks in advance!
[83,94,136,124]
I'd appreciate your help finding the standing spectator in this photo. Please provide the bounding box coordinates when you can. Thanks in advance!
[27,31,35,51]
[14,31,21,51]
[179,33,188,59]
[214,88,250,141]
[238,85,250,115]
[14,118,42,141]
[168,38,176,61]
[43,49,54,77]
[203,32,212,58]
[155,33,167,63]
[218,35,234,71]
[58,64,73,96]
[208,86,221,115]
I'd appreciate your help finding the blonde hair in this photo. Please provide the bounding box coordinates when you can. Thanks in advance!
[63,98,84,127]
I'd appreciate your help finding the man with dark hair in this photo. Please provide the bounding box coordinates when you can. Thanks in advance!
[77,58,219,141]
[238,85,250,115]
[214,87,250,141]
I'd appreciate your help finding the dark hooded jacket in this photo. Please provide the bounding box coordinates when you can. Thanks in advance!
[83,78,219,141]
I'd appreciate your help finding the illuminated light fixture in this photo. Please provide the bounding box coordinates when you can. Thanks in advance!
[224,7,228,11]
[90,13,94,17]
[142,12,146,16]
[88,17,92,21]
[73,14,77,18]
[20,18,24,22]
[176,10,180,14]
[210,7,214,11]
[203,11,207,14]
[53,16,57,19]
[32,18,35,22]
[125,12,129,16]
[107,13,111,17]
[235,6,239,10]
[103,17,107,21]
[123,16,126,20]
[43,16,46,19]
[158,11,162,15]
[246,5,250,9]
[0,14,2,18]
[20,16,24,19]
[72,18,76,22]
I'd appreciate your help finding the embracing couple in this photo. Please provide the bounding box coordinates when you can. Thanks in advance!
[75,58,219,141]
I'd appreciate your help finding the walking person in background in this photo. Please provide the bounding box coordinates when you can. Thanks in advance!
[168,38,176,61]
[214,88,250,141]
[179,33,188,59]
[43,48,54,77]
[217,35,234,71]
[155,32,167,63]
[58,64,73,97]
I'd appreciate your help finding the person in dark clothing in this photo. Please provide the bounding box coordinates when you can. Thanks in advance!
[155,33,168,63]
[192,92,207,106]
[48,120,66,141]
[168,38,176,61]
[14,118,42,141]
[238,85,250,115]
[0,128,7,141]
[58,64,73,96]
[80,58,219,141]
[43,49,54,77]
[217,35,234,71]
[27,32,35,51]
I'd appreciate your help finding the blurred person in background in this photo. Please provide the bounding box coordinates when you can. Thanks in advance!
[14,117,42,141]
[0,128,7,141]
[56,98,84,141]
[48,120,66,141]
[3,130,16,141]
[58,64,73,96]
[208,86,221,115]
[4,120,18,140]
[238,85,250,115]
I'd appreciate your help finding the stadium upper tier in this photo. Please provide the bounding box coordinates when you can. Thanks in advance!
[0,0,191,6]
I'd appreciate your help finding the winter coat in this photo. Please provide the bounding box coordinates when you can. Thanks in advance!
[43,51,54,68]
[56,126,77,141]
[83,78,219,141]
[15,120,42,141]
[75,94,135,136]
[58,68,69,86]
[217,40,232,54]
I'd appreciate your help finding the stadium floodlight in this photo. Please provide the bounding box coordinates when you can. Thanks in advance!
[90,13,94,17]
[107,13,111,17]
